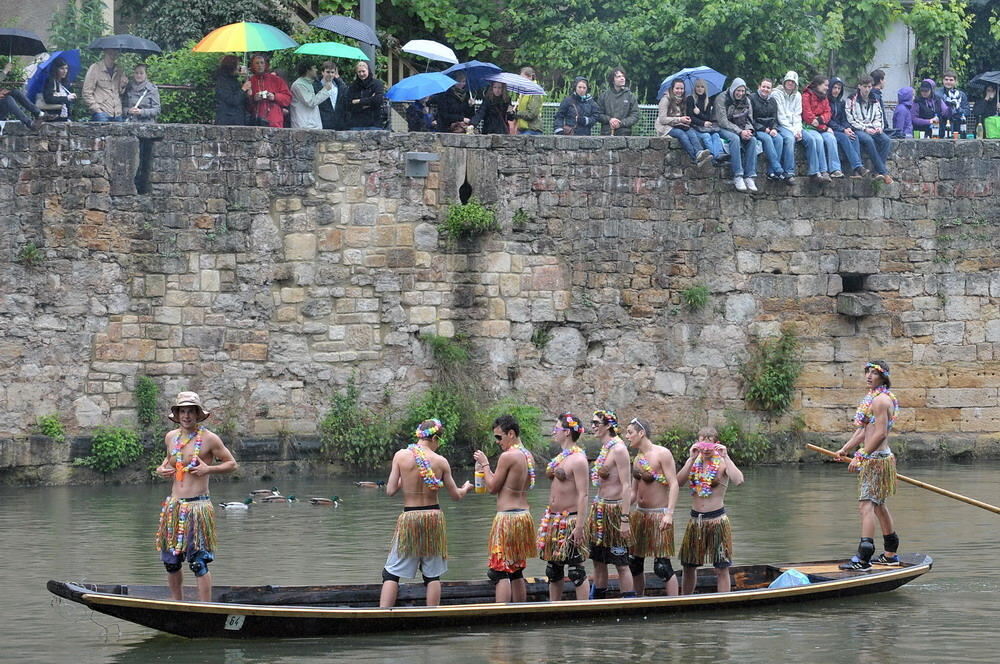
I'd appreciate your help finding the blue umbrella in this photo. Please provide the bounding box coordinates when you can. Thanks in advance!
[657,66,727,100]
[386,72,457,102]
[26,50,81,104]
[442,60,501,92]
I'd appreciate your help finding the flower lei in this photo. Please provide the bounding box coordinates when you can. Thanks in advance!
[408,443,444,489]
[547,445,583,478]
[636,455,668,485]
[415,418,444,440]
[591,436,623,486]
[852,385,899,429]
[536,508,572,552]
[689,442,723,497]
[512,442,536,489]
[172,426,204,483]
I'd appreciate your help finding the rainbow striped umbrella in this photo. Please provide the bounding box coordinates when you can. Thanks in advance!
[193,22,298,53]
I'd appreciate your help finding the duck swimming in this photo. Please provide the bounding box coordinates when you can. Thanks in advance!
[261,494,297,503]
[219,497,253,509]
[309,496,341,507]
[354,481,385,488]
[251,487,281,497]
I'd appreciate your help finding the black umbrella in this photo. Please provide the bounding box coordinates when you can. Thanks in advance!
[87,34,162,55]
[968,71,1000,89]
[0,28,46,56]
[309,15,381,47]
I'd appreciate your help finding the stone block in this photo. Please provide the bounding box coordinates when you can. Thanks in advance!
[409,306,437,325]
[933,321,966,345]
[944,296,981,321]
[926,388,998,408]
[837,250,880,274]
[654,371,686,395]
[285,233,317,260]
[200,269,220,292]
[836,292,882,317]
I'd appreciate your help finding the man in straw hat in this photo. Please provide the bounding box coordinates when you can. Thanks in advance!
[154,391,237,601]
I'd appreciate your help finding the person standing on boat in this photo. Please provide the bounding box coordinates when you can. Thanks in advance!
[625,418,680,596]
[587,409,635,598]
[380,419,472,608]
[154,392,238,602]
[835,361,902,570]
[538,413,591,601]
[677,427,744,594]
[473,414,536,603]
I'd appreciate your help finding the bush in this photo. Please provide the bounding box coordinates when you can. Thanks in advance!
[319,377,397,469]
[740,327,802,414]
[144,43,218,124]
[76,427,143,473]
[654,426,697,463]
[398,385,469,450]
[135,375,160,433]
[439,198,499,245]
[36,414,66,443]
[717,414,772,466]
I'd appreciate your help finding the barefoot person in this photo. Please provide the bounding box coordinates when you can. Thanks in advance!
[625,418,680,596]
[587,409,635,598]
[677,428,744,594]
[538,413,590,601]
[835,361,901,569]
[473,414,537,603]
[154,392,237,601]
[380,419,471,608]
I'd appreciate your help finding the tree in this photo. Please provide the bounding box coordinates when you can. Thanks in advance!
[116,0,295,51]
[49,0,110,51]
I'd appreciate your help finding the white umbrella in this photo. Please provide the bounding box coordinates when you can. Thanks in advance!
[401,39,458,65]
[485,72,545,95]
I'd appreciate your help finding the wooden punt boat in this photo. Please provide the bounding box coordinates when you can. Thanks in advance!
[47,553,931,639]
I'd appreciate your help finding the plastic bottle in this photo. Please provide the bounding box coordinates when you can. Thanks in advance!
[930,116,939,138]
[959,117,967,138]
[474,469,486,493]
[976,121,984,140]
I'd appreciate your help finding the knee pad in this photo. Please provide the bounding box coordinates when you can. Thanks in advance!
[487,568,510,585]
[164,561,182,574]
[510,569,524,581]
[188,551,214,578]
[422,575,440,585]
[567,564,587,587]
[653,557,675,581]
[628,555,645,577]
[545,561,565,584]
[382,568,400,583]
[883,532,899,553]
[858,538,876,563]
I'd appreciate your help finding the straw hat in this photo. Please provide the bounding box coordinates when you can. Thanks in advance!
[168,391,211,422]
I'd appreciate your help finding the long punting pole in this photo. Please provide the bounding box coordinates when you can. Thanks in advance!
[805,443,1000,515]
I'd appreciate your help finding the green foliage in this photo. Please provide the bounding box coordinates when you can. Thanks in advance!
[512,208,530,228]
[143,43,218,124]
[530,324,553,349]
[682,284,710,311]
[398,385,467,449]
[966,2,1000,81]
[76,427,143,473]
[440,198,499,245]
[818,1,902,80]
[474,397,545,456]
[134,375,160,432]
[116,0,294,51]
[716,414,772,466]
[421,333,470,366]
[319,376,397,469]
[654,425,697,462]
[49,0,109,53]
[17,243,43,267]
[905,0,973,81]
[36,414,66,443]
[740,327,802,414]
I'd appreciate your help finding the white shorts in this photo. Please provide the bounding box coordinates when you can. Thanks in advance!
[384,541,448,580]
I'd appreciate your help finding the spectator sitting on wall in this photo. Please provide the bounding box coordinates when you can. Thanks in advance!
[936,70,968,137]
[910,79,949,138]
[37,57,75,122]
[344,60,385,131]
[597,67,638,136]
[214,55,246,126]
[972,83,1000,125]
[243,53,291,129]
[553,76,598,136]
[891,86,914,138]
[290,60,333,129]
[847,76,893,184]
[514,66,543,135]
[123,64,161,123]
[802,75,844,179]
[317,61,347,130]
[433,71,473,132]
[774,71,827,182]
[828,77,867,178]
[686,78,728,166]
[655,78,711,166]
[82,48,126,122]
[714,77,760,192]
[749,77,793,182]
[406,96,436,132]
[870,69,888,129]
[471,81,514,134]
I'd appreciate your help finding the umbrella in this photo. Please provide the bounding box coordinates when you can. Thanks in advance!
[309,15,380,47]
[193,22,297,53]
[385,72,458,102]
[0,28,46,56]
[26,49,80,103]
[442,60,501,91]
[657,65,726,100]
[87,34,162,55]
[401,39,458,65]
[968,71,1000,89]
[485,72,544,96]
[295,42,369,61]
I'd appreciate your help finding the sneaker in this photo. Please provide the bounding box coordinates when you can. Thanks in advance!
[838,559,872,571]
[830,170,844,178]
[853,166,870,177]
[873,553,901,566]
[744,177,758,192]
[695,149,713,166]
[819,172,832,182]
[783,173,796,185]
[718,153,731,163]
[734,176,747,191]
[767,172,782,182]
[30,117,45,131]
[878,173,894,184]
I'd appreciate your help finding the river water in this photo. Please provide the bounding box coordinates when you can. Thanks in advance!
[4,461,998,663]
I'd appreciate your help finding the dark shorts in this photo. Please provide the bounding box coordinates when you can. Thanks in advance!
[589,544,630,567]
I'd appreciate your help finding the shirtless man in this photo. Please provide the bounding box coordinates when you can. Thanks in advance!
[380,419,471,608]
[537,413,590,601]
[473,414,536,602]
[625,417,680,596]
[154,392,238,601]
[587,409,634,598]
[835,360,902,570]
[677,427,744,594]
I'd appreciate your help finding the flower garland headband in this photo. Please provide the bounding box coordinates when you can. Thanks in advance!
[408,443,444,489]
[689,441,723,497]
[853,385,899,430]
[593,409,619,434]
[415,418,444,440]
[865,362,889,378]
[559,413,585,437]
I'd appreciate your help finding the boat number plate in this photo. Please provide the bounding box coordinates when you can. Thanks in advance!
[224,614,246,631]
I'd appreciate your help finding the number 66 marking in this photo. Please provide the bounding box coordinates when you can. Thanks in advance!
[224,614,246,630]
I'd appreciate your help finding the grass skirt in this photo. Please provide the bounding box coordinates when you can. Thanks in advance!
[679,514,732,567]
[155,497,217,556]
[537,509,588,561]
[488,510,535,572]
[630,507,675,558]
[394,509,448,559]
[859,453,897,504]
[586,498,629,548]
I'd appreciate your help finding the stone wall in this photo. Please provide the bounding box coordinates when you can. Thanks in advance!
[2,124,1000,459]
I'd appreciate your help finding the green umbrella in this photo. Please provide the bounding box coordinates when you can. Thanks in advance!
[294,42,369,61]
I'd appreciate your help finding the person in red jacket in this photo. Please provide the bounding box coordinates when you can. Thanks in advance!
[801,75,843,179]
[243,53,291,128]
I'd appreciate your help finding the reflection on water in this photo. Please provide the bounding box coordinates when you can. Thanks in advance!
[3,462,999,663]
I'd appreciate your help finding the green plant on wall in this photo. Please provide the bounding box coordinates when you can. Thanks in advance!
[36,414,66,443]
[17,243,43,267]
[682,284,710,311]
[75,427,144,473]
[740,327,802,414]
[319,375,397,469]
[135,375,160,433]
[439,198,499,245]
